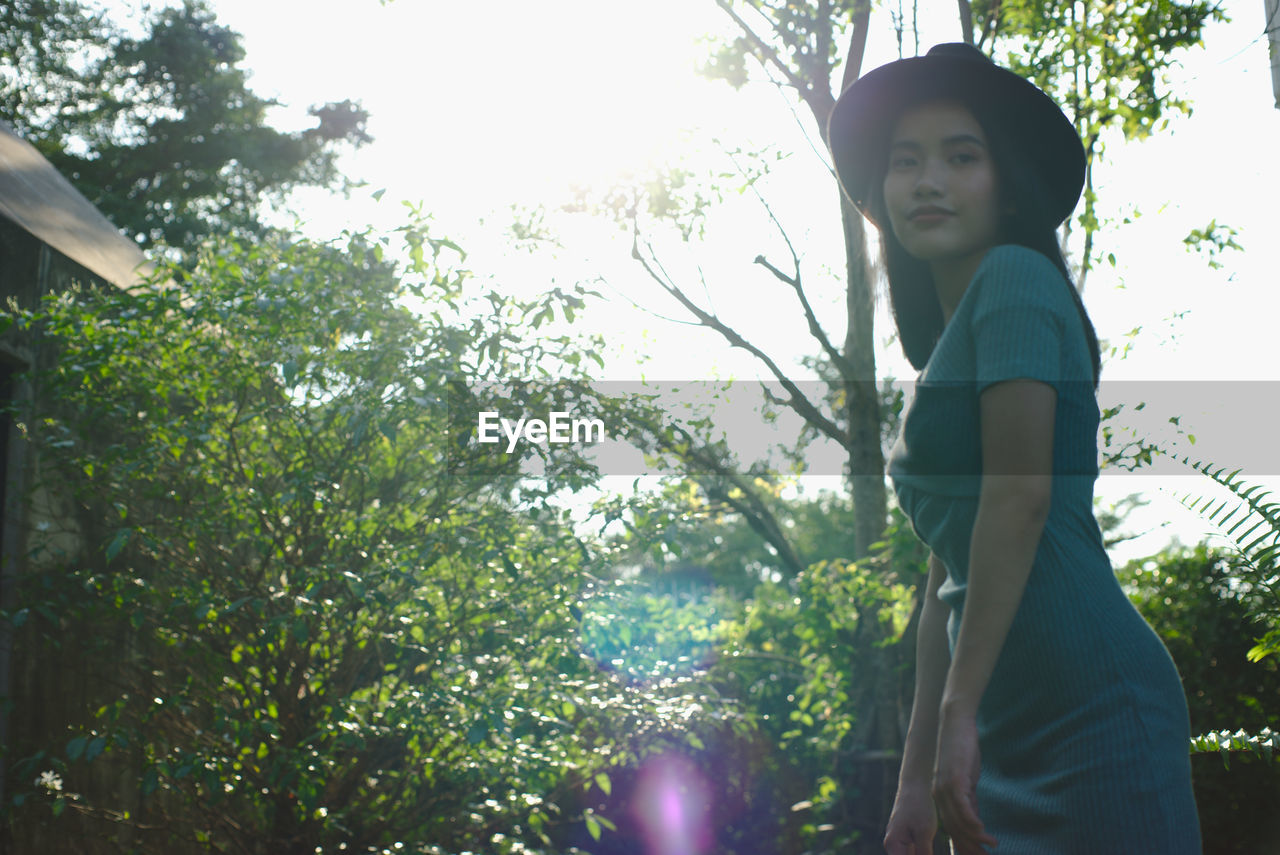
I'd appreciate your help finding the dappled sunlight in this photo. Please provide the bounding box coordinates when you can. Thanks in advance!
[572,576,725,686]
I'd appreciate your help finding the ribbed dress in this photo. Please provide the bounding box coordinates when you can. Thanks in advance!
[888,244,1201,854]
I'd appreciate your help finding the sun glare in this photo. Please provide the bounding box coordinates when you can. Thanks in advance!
[408,1,731,201]
[205,0,740,224]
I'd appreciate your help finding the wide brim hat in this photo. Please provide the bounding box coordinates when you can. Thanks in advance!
[827,42,1086,229]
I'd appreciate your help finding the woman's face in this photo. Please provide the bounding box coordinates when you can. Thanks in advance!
[881,99,1005,266]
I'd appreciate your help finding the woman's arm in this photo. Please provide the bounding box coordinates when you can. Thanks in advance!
[884,551,950,854]
[943,378,1056,715]
[931,377,1056,853]
[899,551,951,788]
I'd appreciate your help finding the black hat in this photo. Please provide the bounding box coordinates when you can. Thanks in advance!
[827,42,1086,229]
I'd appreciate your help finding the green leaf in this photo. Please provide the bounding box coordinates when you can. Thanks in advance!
[1246,642,1274,663]
[595,771,611,796]
[104,529,129,563]
[585,813,601,841]
[141,768,158,797]
[466,722,489,745]
[66,736,87,761]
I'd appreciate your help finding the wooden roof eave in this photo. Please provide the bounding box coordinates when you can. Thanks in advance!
[0,120,152,290]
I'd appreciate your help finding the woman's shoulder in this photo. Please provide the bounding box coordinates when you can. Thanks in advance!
[969,243,1074,314]
[977,243,1066,283]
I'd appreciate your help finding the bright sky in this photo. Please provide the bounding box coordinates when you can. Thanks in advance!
[137,0,1280,563]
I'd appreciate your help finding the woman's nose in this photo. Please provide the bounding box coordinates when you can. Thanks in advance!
[913,158,945,196]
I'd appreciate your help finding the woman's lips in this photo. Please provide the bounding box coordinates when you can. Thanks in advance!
[910,211,953,224]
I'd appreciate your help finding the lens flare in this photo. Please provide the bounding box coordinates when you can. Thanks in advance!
[630,752,712,855]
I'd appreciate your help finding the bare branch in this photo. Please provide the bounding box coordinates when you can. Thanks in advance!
[625,406,806,576]
[631,229,850,449]
[751,254,796,287]
[752,254,854,380]
[697,263,719,316]
[762,68,840,174]
[594,273,705,328]
[720,145,852,378]
[710,478,805,576]
[713,0,810,94]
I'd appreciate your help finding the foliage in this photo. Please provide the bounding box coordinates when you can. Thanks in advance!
[598,479,867,594]
[593,498,924,853]
[705,510,922,852]
[976,0,1222,138]
[1190,728,1279,764]
[970,0,1228,284]
[1120,545,1280,740]
[1182,219,1244,270]
[1173,461,1280,663]
[1118,544,1280,852]
[0,0,371,250]
[565,150,740,242]
[539,486,925,854]
[3,222,713,853]
[700,0,869,100]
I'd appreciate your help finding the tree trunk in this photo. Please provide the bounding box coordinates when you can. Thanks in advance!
[840,195,887,559]
[1267,0,1280,108]
[957,0,975,44]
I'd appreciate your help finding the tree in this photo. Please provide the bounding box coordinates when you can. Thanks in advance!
[3,223,718,853]
[0,0,371,251]
[697,0,883,562]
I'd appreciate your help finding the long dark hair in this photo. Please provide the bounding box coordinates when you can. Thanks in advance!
[863,92,1102,389]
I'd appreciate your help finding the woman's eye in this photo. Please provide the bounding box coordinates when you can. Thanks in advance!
[891,157,916,168]
[951,152,978,164]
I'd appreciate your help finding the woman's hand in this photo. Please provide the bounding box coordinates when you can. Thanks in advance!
[932,709,997,854]
[882,783,936,855]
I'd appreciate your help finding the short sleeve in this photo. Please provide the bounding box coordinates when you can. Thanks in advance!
[969,246,1070,394]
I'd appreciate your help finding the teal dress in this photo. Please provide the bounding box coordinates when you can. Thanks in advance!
[888,245,1201,853]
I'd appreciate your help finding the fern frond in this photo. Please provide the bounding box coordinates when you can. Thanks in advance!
[1189,727,1277,767]
[1172,453,1280,662]
[1171,454,1280,582]
[1169,457,1280,766]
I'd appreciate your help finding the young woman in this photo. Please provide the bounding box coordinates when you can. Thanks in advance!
[827,44,1201,854]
